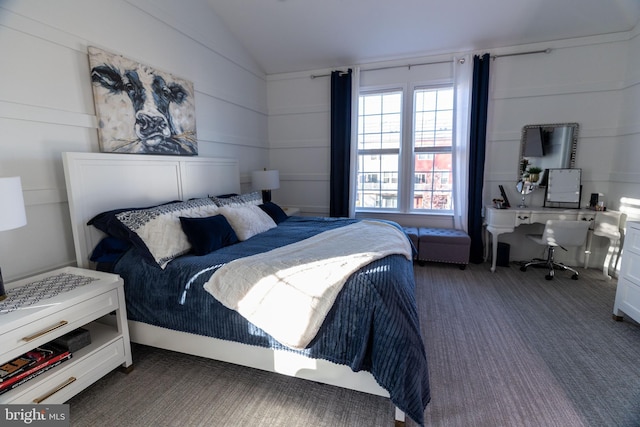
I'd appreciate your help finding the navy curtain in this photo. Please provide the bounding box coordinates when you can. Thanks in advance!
[330,69,352,218]
[467,54,490,263]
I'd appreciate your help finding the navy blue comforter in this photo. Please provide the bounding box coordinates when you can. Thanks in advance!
[112,216,430,425]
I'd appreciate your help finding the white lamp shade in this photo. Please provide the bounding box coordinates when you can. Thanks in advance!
[0,177,27,231]
[252,170,280,191]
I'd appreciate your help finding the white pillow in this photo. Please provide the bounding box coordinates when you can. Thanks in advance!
[116,198,219,268]
[218,205,277,241]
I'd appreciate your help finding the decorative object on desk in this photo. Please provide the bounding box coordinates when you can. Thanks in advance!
[526,166,543,184]
[520,158,530,176]
[492,199,506,209]
[544,168,582,209]
[0,177,27,302]
[498,185,511,208]
[515,180,536,208]
[251,169,280,203]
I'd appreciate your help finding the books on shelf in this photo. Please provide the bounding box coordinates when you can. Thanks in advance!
[0,344,72,396]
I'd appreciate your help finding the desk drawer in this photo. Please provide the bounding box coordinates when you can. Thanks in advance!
[515,213,532,226]
[530,211,579,224]
[487,208,518,227]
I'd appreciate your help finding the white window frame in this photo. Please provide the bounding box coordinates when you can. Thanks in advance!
[409,83,454,213]
[356,80,454,215]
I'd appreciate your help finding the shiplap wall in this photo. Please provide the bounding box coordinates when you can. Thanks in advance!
[267,29,640,265]
[0,0,268,280]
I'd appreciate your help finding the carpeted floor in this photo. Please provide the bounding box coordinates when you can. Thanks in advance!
[67,262,640,427]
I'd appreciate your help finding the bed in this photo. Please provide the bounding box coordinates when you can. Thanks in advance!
[62,152,430,426]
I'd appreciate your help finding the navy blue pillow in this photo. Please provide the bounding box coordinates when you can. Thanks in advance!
[259,202,289,224]
[89,236,131,263]
[179,214,239,256]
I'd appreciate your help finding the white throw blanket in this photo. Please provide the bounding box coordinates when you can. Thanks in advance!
[203,220,412,349]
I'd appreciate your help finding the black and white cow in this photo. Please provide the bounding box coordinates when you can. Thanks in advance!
[91,64,197,155]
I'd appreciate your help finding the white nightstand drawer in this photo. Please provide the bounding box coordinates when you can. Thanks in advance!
[1,338,126,404]
[0,289,119,363]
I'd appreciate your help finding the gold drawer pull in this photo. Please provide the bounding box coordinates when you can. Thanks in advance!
[22,320,69,342]
[33,377,76,403]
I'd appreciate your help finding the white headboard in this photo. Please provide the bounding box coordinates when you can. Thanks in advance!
[62,152,241,268]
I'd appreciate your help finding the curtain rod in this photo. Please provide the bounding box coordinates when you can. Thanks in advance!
[492,48,551,60]
[309,48,550,79]
[310,58,459,79]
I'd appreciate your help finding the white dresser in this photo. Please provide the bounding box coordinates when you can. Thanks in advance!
[613,221,640,323]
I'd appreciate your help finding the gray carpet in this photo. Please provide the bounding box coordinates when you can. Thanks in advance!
[67,263,640,427]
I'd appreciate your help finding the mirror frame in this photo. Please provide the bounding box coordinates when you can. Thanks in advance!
[518,122,579,183]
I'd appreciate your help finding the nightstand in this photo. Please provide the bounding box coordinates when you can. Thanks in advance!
[0,267,132,404]
[282,207,300,216]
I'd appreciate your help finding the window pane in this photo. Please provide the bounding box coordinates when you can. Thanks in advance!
[414,87,453,148]
[359,91,402,151]
[362,94,382,115]
[356,154,399,209]
[413,152,452,210]
[382,92,402,114]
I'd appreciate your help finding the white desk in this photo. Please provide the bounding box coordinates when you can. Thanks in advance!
[485,206,623,278]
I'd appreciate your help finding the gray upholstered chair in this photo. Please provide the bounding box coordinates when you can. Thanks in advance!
[520,220,591,280]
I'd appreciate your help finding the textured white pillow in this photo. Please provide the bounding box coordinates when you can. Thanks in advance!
[116,198,219,268]
[211,191,262,207]
[218,205,277,241]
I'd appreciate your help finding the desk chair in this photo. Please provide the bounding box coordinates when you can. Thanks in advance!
[520,220,591,280]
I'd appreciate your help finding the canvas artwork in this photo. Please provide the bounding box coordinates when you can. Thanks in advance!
[88,46,197,155]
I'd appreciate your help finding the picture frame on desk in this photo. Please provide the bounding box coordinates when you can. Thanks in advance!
[498,185,511,208]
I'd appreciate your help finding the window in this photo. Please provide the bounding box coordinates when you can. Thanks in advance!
[356,85,454,213]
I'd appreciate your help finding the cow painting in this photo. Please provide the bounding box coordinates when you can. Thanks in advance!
[88,46,197,155]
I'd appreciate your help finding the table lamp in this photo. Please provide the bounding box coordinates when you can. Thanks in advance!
[252,169,280,203]
[0,177,27,301]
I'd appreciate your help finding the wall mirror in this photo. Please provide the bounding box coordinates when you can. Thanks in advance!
[544,168,582,208]
[519,123,578,186]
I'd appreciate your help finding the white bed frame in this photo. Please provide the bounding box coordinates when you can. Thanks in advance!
[62,152,404,424]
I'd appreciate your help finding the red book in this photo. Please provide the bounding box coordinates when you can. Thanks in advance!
[0,347,71,394]
[0,348,53,383]
[0,353,72,395]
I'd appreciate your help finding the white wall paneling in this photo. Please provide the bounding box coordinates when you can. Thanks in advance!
[0,0,267,280]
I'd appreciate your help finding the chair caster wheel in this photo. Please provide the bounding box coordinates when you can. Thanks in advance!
[520,266,527,272]
[571,274,579,280]
[545,274,554,280]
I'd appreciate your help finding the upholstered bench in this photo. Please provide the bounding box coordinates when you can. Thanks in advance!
[404,227,470,269]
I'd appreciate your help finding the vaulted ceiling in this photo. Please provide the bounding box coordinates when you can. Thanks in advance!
[207,0,640,75]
